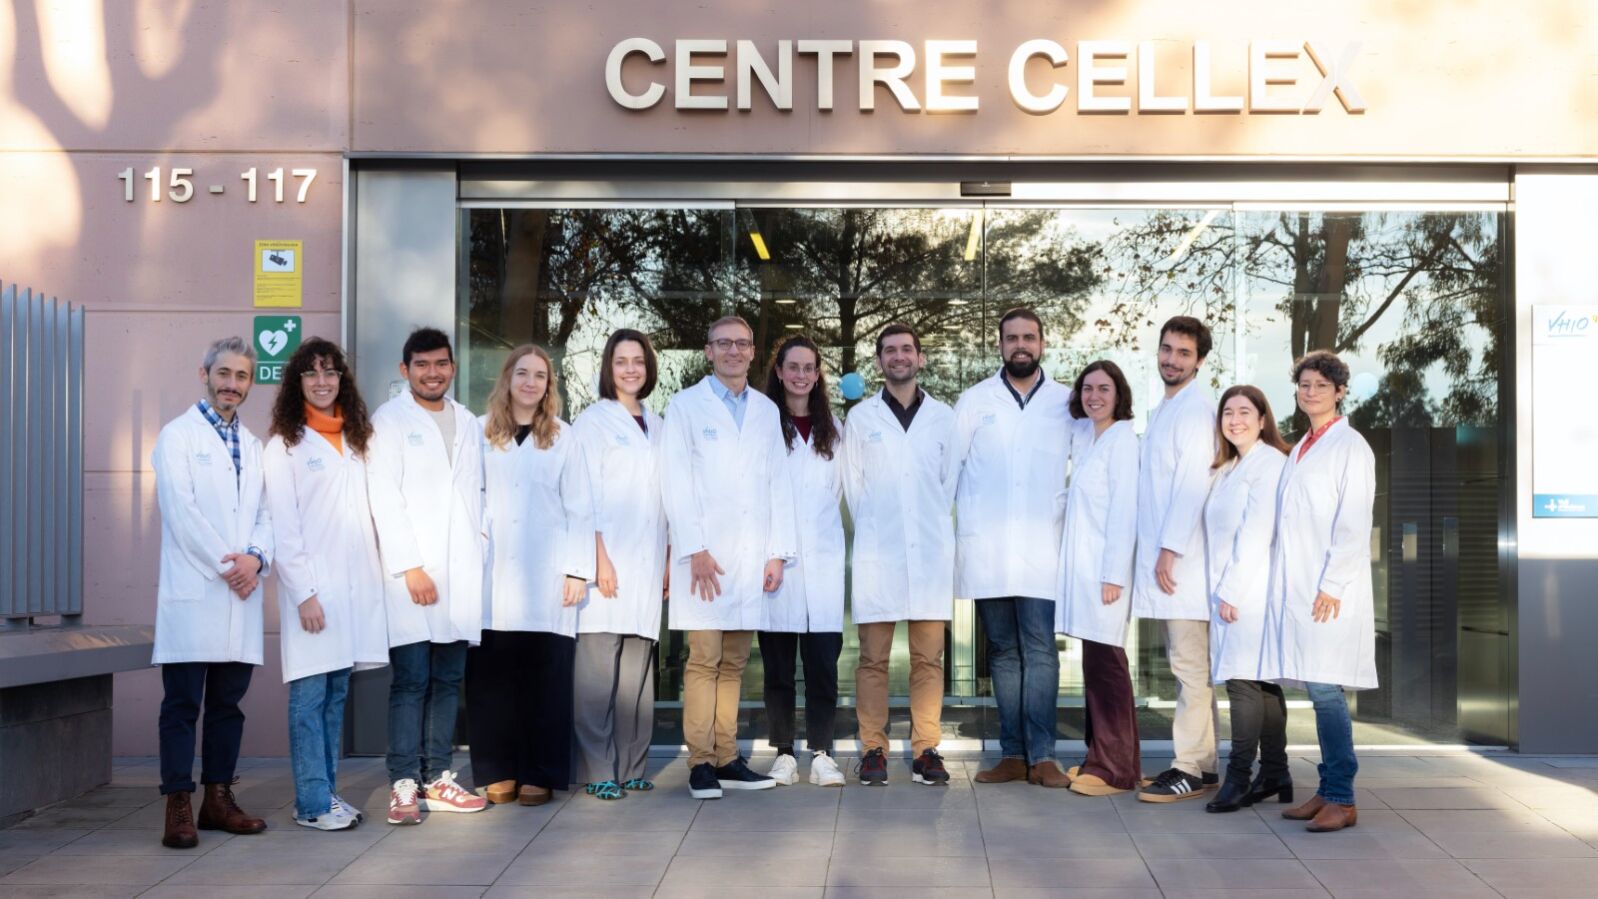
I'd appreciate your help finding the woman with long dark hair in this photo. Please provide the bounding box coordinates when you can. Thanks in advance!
[1271,350,1377,833]
[467,344,592,807]
[263,337,388,830]
[570,329,668,800]
[757,335,847,787]
[1054,359,1143,796]
[1203,385,1292,813]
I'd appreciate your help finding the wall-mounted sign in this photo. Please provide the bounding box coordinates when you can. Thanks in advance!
[1532,305,1598,518]
[253,239,303,308]
[118,166,317,204]
[605,38,1364,115]
[253,315,301,385]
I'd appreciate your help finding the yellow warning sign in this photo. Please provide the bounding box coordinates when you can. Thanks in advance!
[253,239,303,308]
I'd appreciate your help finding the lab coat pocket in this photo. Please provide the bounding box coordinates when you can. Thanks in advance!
[164,556,211,603]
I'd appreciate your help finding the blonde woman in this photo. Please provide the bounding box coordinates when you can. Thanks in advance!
[466,345,594,807]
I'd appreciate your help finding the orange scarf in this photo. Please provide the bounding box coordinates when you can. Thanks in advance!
[305,403,345,455]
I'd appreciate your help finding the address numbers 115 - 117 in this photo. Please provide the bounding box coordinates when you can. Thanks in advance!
[117,167,317,203]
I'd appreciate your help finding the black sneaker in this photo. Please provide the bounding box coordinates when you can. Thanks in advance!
[911,748,950,786]
[1138,767,1207,803]
[858,747,888,786]
[689,763,723,800]
[714,756,775,791]
[1202,771,1219,789]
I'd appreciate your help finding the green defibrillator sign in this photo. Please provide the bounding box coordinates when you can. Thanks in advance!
[252,314,301,385]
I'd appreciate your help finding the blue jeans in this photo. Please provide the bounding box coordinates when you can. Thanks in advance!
[1306,682,1358,804]
[977,597,1059,763]
[387,640,468,785]
[288,668,351,818]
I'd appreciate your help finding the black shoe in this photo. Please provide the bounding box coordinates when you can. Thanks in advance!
[1202,771,1219,788]
[1245,773,1295,805]
[911,748,950,786]
[1138,767,1207,803]
[858,747,888,786]
[689,763,723,800]
[1205,777,1253,813]
[714,756,775,791]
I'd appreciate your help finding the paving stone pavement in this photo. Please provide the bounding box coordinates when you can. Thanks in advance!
[3,751,1598,897]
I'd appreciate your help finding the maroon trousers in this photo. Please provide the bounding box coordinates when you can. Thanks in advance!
[1081,640,1142,790]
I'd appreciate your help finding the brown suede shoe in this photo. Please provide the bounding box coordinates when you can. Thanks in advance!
[161,791,199,849]
[974,757,1030,784]
[518,785,552,807]
[1306,802,1358,832]
[1282,794,1327,821]
[1029,760,1072,788]
[485,780,518,804]
[197,782,267,834]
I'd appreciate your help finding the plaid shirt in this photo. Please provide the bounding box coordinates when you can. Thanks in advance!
[195,399,266,573]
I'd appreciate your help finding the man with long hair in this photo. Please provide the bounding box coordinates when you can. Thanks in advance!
[758,334,847,787]
[262,337,389,830]
[367,327,489,824]
[151,337,273,849]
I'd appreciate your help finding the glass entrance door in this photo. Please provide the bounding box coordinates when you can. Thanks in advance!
[456,200,1510,749]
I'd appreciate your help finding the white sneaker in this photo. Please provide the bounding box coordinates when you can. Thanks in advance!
[809,750,846,787]
[767,753,800,786]
[331,793,364,824]
[295,804,358,831]
[421,771,488,813]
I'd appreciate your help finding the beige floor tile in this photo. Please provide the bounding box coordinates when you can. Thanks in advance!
[327,851,515,886]
[1132,833,1292,858]
[1462,858,1598,891]
[493,851,671,886]
[826,855,991,888]
[657,854,829,887]
[987,857,1157,890]
[1143,857,1320,891]
[1302,858,1502,894]
[1,853,195,886]
[1278,831,1447,859]
[1371,787,1524,810]
[676,828,834,856]
[1430,829,1598,858]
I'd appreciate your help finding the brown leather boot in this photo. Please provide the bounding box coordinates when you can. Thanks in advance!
[1282,794,1327,821]
[485,780,518,804]
[974,757,1029,784]
[1306,802,1358,832]
[161,791,199,849]
[197,781,267,834]
[1029,760,1072,788]
[518,784,552,807]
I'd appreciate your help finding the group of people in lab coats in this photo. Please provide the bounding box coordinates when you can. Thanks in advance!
[148,306,1375,851]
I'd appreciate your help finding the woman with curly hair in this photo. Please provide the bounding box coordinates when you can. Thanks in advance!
[467,344,593,807]
[262,336,389,831]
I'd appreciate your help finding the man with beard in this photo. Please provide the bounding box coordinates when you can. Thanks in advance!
[956,308,1075,788]
[367,327,489,823]
[151,336,274,848]
[1133,316,1221,803]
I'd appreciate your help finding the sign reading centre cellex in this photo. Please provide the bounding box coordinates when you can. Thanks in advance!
[606,38,1365,115]
[253,315,301,385]
[1532,305,1598,518]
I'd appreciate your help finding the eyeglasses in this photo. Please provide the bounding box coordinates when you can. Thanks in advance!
[302,369,342,383]
[1296,380,1336,394]
[711,338,754,352]
[782,364,819,376]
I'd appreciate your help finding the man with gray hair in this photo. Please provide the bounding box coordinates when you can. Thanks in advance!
[151,336,274,849]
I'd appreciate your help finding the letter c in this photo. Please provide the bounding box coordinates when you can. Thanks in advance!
[1008,39,1069,114]
[607,38,666,110]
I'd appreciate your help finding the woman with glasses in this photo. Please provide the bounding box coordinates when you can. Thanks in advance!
[758,335,848,788]
[263,338,390,831]
[467,344,593,807]
[570,329,669,800]
[1270,350,1377,833]
[1202,385,1291,814]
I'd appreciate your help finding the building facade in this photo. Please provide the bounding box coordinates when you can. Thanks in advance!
[3,0,1596,755]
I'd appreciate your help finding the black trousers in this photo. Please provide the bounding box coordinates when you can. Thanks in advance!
[159,661,254,795]
[1225,678,1290,783]
[758,630,843,754]
[465,630,576,790]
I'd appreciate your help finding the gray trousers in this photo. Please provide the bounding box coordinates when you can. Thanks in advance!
[572,633,657,785]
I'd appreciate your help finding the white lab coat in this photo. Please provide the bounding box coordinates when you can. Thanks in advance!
[1055,418,1139,646]
[573,400,667,639]
[842,389,959,624]
[262,429,390,682]
[367,392,486,647]
[481,417,596,637]
[1132,380,1217,620]
[1266,419,1378,690]
[763,416,846,633]
[661,377,797,631]
[952,372,1073,602]
[150,406,274,666]
[1205,444,1288,684]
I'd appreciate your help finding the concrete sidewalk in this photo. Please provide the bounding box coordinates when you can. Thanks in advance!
[3,751,1598,896]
